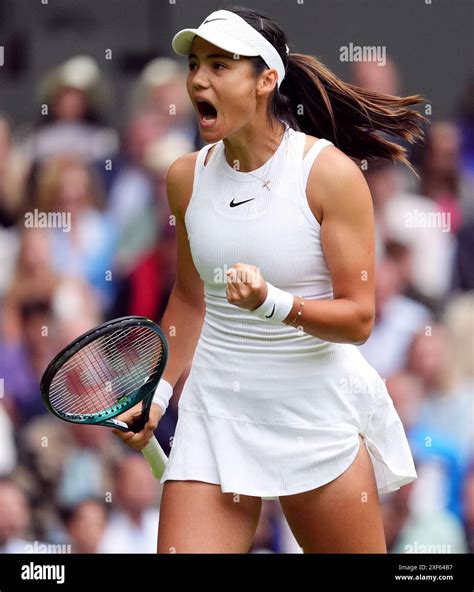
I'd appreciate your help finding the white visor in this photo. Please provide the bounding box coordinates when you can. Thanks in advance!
[171,9,286,88]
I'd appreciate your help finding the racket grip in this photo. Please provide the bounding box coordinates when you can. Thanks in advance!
[142,436,168,480]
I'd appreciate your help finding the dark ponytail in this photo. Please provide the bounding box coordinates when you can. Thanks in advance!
[223,3,428,176]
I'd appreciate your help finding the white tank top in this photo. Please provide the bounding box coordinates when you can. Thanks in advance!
[184,123,335,354]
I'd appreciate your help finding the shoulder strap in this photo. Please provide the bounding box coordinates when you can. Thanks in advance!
[302,138,334,188]
[193,142,219,193]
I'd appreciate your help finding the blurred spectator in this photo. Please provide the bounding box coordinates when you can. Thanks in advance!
[0,114,29,221]
[106,58,197,277]
[365,162,456,307]
[461,463,474,553]
[249,500,279,553]
[0,405,16,475]
[456,75,474,176]
[410,431,465,518]
[386,371,425,433]
[0,299,56,424]
[106,110,162,234]
[275,508,304,553]
[452,220,474,290]
[358,256,432,378]
[1,225,99,344]
[98,455,160,553]
[109,132,191,320]
[62,498,108,553]
[130,57,196,140]
[20,55,118,166]
[0,114,29,297]
[383,480,468,553]
[405,324,472,520]
[350,57,418,184]
[1,228,59,341]
[110,219,176,321]
[248,499,305,553]
[15,415,74,542]
[108,118,193,280]
[385,371,463,521]
[442,291,474,383]
[143,130,195,213]
[407,325,472,466]
[419,121,473,232]
[33,155,118,310]
[57,425,122,509]
[350,56,400,98]
[0,479,32,553]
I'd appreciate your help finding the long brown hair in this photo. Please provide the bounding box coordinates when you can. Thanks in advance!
[224,4,428,176]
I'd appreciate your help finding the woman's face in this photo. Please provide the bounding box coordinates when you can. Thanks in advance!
[56,165,90,214]
[186,37,263,141]
[408,327,452,385]
[68,501,107,552]
[53,87,88,121]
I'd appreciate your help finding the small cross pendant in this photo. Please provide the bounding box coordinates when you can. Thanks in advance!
[262,179,271,190]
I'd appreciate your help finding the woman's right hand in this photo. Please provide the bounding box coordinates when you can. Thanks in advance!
[111,402,163,451]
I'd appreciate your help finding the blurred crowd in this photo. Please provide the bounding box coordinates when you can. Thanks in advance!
[0,53,472,554]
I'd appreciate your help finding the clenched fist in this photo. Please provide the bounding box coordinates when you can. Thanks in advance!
[225,263,268,312]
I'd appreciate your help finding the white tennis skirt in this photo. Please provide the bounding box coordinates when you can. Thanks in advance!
[160,342,418,500]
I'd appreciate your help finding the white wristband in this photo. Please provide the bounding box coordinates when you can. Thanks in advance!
[249,282,294,324]
[152,378,173,415]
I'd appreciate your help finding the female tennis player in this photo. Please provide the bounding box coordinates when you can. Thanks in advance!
[114,5,426,553]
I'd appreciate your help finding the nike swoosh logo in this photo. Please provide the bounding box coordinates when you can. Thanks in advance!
[203,17,227,24]
[230,198,255,208]
[265,304,276,318]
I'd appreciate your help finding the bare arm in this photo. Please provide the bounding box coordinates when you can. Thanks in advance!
[113,152,205,449]
[160,153,206,388]
[282,147,375,345]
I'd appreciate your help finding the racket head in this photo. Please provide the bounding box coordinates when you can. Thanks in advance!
[40,316,168,432]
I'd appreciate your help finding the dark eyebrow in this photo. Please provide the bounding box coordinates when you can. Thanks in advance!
[188,53,235,61]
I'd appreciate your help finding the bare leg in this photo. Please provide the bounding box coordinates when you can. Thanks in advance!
[157,480,262,553]
[279,434,387,553]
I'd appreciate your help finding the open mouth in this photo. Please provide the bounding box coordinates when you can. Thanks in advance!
[196,99,218,128]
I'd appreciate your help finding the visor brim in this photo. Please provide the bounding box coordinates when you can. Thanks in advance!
[172,28,260,58]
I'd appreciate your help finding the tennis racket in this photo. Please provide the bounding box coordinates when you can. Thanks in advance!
[40,315,169,479]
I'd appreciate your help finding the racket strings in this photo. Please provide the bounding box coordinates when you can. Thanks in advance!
[51,329,162,412]
[49,326,164,417]
[52,329,156,401]
[50,331,162,415]
[50,336,160,414]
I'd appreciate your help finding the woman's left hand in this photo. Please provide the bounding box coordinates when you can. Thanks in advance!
[226,263,268,311]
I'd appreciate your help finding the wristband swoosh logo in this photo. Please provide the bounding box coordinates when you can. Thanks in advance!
[264,304,276,318]
[230,197,255,208]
